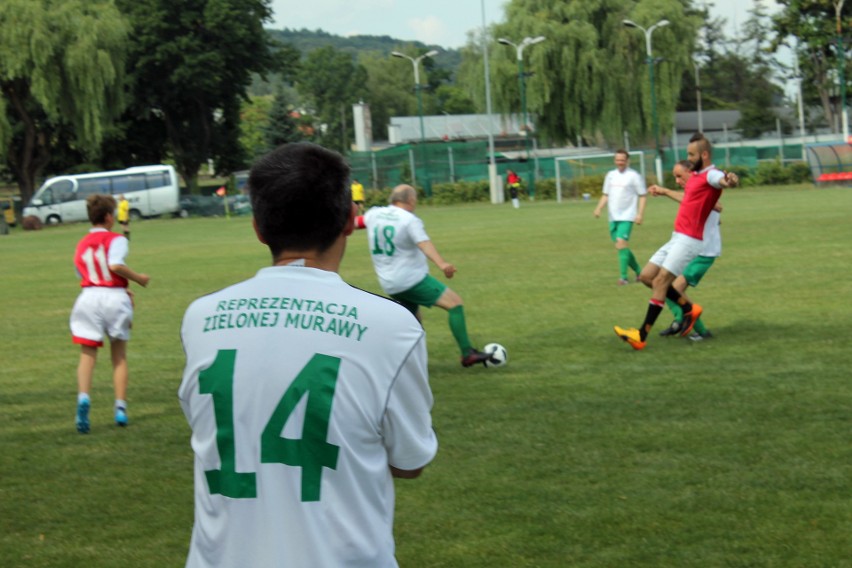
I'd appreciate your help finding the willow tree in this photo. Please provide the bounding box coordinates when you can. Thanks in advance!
[0,0,128,201]
[459,0,700,149]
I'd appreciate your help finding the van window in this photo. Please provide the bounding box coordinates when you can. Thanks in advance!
[77,177,111,198]
[48,180,75,203]
[112,174,146,194]
[145,172,168,188]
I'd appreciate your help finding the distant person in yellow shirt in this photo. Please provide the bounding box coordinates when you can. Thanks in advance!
[351,178,365,214]
[117,195,130,240]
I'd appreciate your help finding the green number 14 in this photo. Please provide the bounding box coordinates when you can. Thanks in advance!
[198,349,341,502]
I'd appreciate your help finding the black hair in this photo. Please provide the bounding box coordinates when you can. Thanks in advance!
[248,142,351,257]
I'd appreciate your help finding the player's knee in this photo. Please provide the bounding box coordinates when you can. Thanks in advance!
[439,289,463,309]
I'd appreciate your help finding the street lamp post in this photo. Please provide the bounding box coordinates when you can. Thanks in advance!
[694,61,703,134]
[392,49,439,195]
[623,18,669,184]
[834,0,848,140]
[481,0,499,204]
[498,35,545,199]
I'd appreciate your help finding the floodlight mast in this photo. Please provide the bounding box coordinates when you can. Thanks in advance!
[623,18,669,183]
[391,49,440,194]
[497,35,546,198]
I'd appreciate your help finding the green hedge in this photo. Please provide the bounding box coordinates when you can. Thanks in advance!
[361,161,813,207]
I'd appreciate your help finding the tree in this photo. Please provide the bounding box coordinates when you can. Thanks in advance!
[264,89,302,150]
[434,85,476,115]
[0,0,128,201]
[358,47,446,141]
[296,46,366,152]
[733,1,788,137]
[457,0,701,148]
[115,0,277,192]
[772,0,852,133]
[359,52,415,140]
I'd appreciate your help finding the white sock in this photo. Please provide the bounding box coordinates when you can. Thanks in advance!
[115,399,127,411]
[78,393,90,404]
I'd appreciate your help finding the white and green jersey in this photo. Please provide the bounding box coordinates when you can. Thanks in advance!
[700,209,722,258]
[179,265,437,568]
[602,167,647,221]
[363,205,430,295]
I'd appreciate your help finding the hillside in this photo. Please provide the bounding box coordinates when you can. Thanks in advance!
[265,27,462,76]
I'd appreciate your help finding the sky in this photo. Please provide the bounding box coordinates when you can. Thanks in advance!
[268,0,781,50]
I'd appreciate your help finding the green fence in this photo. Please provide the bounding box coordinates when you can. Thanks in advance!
[349,140,810,196]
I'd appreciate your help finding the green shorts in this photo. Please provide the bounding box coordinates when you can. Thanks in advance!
[609,221,634,242]
[682,255,716,287]
[391,274,447,315]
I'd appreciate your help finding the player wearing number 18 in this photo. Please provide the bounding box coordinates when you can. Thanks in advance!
[356,184,493,368]
[179,142,438,567]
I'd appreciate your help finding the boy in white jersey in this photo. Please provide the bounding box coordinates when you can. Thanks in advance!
[356,184,493,367]
[179,143,437,567]
[651,161,722,340]
[615,133,738,350]
[594,149,647,285]
[70,194,150,433]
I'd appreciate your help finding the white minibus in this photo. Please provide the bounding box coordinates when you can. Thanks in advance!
[23,165,180,224]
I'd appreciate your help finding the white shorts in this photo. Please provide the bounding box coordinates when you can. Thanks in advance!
[70,287,133,347]
[648,232,704,277]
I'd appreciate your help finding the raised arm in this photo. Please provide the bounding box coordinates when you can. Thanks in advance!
[648,185,682,203]
[648,185,722,212]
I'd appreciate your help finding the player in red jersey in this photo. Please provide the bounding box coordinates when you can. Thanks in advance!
[70,194,150,433]
[614,133,738,350]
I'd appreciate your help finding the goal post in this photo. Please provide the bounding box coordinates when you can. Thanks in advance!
[554,151,646,202]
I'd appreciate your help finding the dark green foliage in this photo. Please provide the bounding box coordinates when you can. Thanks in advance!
[264,90,302,149]
[750,160,813,187]
[429,180,491,205]
[364,187,391,208]
[771,1,852,133]
[0,0,128,201]
[458,0,700,147]
[115,0,277,192]
[265,28,459,75]
[296,46,367,152]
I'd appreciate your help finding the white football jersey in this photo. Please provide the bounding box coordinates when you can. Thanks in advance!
[700,209,722,258]
[363,205,430,295]
[179,265,437,568]
[602,168,647,221]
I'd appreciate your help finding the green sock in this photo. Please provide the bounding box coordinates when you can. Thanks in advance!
[627,249,640,276]
[448,305,473,355]
[617,249,631,280]
[665,298,683,321]
[694,317,707,335]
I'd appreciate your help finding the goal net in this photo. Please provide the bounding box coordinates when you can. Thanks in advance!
[554,150,647,202]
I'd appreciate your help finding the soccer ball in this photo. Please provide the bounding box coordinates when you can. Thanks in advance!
[483,343,508,368]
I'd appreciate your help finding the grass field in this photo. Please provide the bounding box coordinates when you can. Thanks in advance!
[1,185,850,567]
